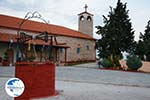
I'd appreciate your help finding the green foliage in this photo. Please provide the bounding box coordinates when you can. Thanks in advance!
[96,0,135,67]
[126,55,142,70]
[101,58,113,68]
[28,55,36,62]
[135,20,150,61]
[3,51,8,61]
[135,40,146,60]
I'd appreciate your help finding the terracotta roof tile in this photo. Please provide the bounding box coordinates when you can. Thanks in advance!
[0,32,70,48]
[0,33,17,42]
[0,15,94,40]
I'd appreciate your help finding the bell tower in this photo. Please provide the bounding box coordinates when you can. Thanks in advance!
[78,4,93,37]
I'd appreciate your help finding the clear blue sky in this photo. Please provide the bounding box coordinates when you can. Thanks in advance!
[0,0,150,40]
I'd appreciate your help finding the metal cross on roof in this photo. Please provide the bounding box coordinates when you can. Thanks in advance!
[84,4,88,12]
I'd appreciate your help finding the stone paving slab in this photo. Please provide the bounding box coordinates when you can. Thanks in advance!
[0,67,15,100]
[1,66,150,100]
[56,80,150,100]
[0,67,15,77]
[0,77,14,100]
[72,62,98,68]
[35,80,150,100]
[31,94,65,100]
[56,67,150,88]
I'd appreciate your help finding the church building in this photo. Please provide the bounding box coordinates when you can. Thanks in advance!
[0,5,96,65]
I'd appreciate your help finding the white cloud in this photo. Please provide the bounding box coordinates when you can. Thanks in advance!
[0,0,150,40]
[0,6,25,18]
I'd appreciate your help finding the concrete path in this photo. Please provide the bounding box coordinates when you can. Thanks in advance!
[56,67,150,88]
[33,66,150,100]
[0,77,14,100]
[0,65,150,100]
[55,80,150,100]
[72,62,98,68]
[33,80,150,100]
[0,67,15,100]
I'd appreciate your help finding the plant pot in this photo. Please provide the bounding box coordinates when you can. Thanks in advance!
[2,61,9,66]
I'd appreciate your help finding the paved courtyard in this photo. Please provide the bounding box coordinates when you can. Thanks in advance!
[0,64,150,100]
[54,67,150,100]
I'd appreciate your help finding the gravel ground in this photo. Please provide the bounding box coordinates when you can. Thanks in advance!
[0,67,15,100]
[55,80,150,100]
[0,65,150,100]
[33,80,150,100]
[56,67,150,88]
[0,77,14,100]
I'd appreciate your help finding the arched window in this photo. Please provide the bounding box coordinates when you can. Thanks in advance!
[87,16,92,21]
[80,16,84,21]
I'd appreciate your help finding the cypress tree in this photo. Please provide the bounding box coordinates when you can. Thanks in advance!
[96,0,135,68]
[136,20,150,61]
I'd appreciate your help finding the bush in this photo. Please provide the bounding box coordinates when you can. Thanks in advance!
[101,58,113,68]
[126,55,142,70]
[3,52,8,61]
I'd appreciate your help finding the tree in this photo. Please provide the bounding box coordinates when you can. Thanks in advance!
[96,0,135,68]
[135,40,146,60]
[136,20,150,61]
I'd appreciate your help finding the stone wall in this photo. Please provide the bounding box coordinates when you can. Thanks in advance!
[57,36,96,63]
[78,13,93,37]
[0,27,96,64]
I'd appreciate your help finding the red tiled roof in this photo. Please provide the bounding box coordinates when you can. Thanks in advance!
[0,32,70,48]
[0,32,17,42]
[0,14,94,40]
